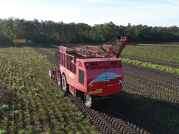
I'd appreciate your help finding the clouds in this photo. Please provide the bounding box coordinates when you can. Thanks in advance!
[0,0,178,27]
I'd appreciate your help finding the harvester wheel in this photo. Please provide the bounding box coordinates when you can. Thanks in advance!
[49,69,52,78]
[62,74,69,93]
[57,71,62,87]
[84,94,101,108]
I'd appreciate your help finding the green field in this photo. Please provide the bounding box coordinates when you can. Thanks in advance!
[121,45,179,63]
[0,46,98,134]
[121,58,179,74]
[129,44,179,47]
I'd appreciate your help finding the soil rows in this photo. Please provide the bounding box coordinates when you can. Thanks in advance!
[32,46,179,134]
[121,55,179,69]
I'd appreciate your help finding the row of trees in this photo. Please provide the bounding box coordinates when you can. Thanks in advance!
[0,17,179,44]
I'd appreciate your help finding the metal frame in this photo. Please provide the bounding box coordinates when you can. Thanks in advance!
[50,36,133,97]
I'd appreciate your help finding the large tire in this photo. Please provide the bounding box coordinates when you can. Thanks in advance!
[84,94,101,108]
[62,74,69,93]
[57,71,62,87]
[49,69,52,78]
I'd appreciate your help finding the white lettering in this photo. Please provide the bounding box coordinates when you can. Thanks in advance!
[69,73,74,78]
[60,66,64,70]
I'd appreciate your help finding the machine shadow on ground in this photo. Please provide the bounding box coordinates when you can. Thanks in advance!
[30,45,179,134]
[93,91,179,134]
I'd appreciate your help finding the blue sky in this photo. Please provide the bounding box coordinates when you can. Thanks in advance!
[0,0,178,27]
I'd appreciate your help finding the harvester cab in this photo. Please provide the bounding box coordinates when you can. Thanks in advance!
[49,36,133,108]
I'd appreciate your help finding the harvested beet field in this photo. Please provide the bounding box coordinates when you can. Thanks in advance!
[121,55,179,69]
[31,46,179,134]
[121,45,179,64]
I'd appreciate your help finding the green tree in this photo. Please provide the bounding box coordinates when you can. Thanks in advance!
[2,17,16,43]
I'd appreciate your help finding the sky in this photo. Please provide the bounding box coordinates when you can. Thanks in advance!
[0,0,179,27]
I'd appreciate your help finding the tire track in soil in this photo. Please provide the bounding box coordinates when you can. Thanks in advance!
[68,94,143,134]
[31,46,179,134]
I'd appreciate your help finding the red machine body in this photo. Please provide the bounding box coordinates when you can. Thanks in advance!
[59,57,123,96]
[50,36,133,108]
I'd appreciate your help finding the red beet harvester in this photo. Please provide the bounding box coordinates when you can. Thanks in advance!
[49,36,133,108]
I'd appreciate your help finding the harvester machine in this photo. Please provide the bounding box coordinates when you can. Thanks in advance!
[49,36,133,108]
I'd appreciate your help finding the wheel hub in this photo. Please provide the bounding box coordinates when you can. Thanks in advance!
[62,77,65,89]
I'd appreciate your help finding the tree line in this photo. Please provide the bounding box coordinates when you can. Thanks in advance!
[0,17,179,44]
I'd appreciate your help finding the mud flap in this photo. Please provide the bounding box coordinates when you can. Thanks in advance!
[69,85,76,97]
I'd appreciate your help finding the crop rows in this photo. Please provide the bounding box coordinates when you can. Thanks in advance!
[1,45,178,134]
[0,46,98,133]
[120,55,179,69]
[121,45,179,63]
[32,46,179,134]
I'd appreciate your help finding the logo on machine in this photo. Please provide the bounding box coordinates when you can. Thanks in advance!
[89,72,121,87]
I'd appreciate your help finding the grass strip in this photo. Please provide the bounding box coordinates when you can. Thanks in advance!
[121,45,179,63]
[129,44,179,47]
[51,45,60,48]
[121,58,179,74]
